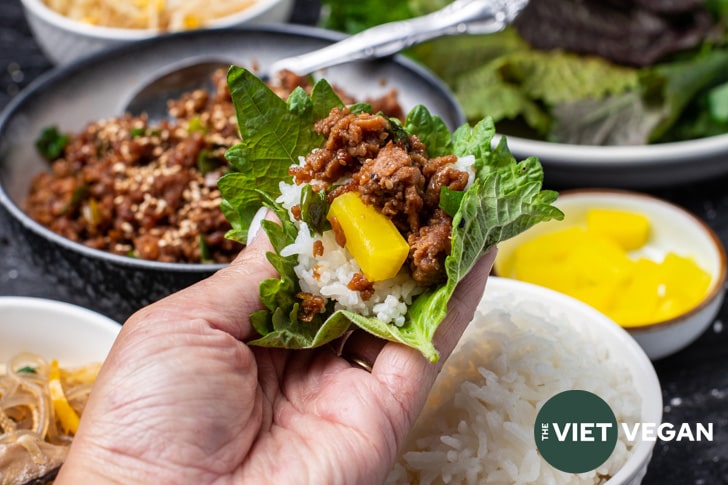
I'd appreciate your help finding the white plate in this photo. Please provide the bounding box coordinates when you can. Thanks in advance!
[505,133,728,188]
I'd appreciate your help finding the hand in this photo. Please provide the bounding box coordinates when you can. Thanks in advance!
[56,232,495,485]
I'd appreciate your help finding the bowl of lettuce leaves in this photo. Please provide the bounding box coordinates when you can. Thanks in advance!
[320,0,728,188]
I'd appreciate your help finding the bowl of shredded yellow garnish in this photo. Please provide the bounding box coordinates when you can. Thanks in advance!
[19,0,294,64]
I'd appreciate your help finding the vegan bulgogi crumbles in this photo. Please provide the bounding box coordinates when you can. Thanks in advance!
[24,70,405,263]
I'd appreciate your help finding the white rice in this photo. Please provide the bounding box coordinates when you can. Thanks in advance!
[385,292,641,484]
[275,154,476,325]
[280,222,423,325]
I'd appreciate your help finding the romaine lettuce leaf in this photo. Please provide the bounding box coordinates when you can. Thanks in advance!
[220,66,563,362]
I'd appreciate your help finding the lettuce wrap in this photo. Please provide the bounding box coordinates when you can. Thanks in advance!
[219,66,563,362]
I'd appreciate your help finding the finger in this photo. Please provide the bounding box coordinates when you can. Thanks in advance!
[128,217,278,340]
[365,247,497,426]
[341,247,497,375]
[339,330,387,372]
[431,247,497,360]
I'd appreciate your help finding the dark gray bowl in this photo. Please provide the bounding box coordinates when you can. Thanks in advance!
[0,24,465,322]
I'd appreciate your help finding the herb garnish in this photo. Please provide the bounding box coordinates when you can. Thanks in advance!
[35,126,70,160]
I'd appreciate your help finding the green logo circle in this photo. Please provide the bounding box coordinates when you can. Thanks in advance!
[534,390,618,473]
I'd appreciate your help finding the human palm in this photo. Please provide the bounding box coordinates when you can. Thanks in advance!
[57,235,494,485]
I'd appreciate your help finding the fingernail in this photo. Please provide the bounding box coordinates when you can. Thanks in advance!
[246,206,269,246]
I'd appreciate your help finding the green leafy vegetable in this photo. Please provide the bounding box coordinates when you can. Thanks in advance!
[408,30,640,141]
[35,126,70,160]
[197,149,224,175]
[708,81,728,122]
[300,185,331,234]
[61,184,89,215]
[320,1,728,146]
[198,235,212,263]
[220,66,562,361]
[130,127,146,137]
[188,116,206,133]
[320,0,422,33]
[219,67,344,243]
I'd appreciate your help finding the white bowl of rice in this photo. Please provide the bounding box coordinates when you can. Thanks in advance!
[20,0,294,64]
[386,277,662,485]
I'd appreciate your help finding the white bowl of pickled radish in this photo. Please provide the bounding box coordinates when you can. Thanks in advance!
[494,188,727,360]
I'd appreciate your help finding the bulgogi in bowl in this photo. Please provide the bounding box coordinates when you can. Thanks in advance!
[24,69,405,264]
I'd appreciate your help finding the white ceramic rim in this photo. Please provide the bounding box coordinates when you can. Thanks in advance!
[501,130,728,168]
[0,296,121,333]
[554,188,728,335]
[482,277,662,484]
[0,296,121,367]
[19,0,286,40]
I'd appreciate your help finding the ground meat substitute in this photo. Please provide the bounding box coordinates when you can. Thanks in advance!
[290,108,470,286]
[25,70,405,263]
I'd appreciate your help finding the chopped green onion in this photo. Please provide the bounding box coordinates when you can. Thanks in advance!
[199,235,212,262]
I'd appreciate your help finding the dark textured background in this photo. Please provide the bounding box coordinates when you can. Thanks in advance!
[1,0,727,482]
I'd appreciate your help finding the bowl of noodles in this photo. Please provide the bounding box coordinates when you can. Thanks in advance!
[0,296,120,484]
[19,0,295,64]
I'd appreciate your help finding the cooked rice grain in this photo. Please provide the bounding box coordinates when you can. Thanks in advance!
[279,220,424,325]
[275,152,475,325]
[386,292,641,485]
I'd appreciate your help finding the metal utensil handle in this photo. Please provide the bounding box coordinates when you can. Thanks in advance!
[269,0,528,76]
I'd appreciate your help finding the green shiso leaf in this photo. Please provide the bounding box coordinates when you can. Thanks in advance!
[221,67,563,362]
[218,66,344,243]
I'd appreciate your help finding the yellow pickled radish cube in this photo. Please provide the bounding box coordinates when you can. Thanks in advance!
[586,208,650,251]
[512,228,632,315]
[567,235,633,287]
[654,298,688,322]
[567,282,617,316]
[559,238,632,314]
[327,191,409,282]
[659,252,712,303]
[514,259,574,293]
[610,258,661,327]
[652,252,712,321]
[504,227,590,279]
[512,226,627,279]
[513,227,591,266]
